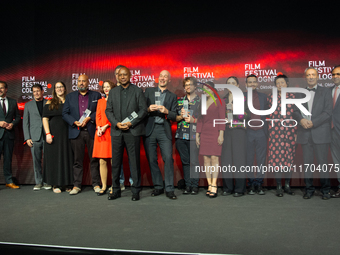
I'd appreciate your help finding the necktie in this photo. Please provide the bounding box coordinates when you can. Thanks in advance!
[332,86,339,129]
[307,88,316,92]
[1,99,6,115]
[333,86,339,108]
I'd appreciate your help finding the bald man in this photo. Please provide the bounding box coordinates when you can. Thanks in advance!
[62,74,101,195]
[144,70,178,199]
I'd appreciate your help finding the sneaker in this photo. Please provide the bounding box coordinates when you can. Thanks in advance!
[93,186,101,193]
[33,184,43,191]
[120,183,125,191]
[191,187,199,195]
[42,183,52,190]
[69,187,81,195]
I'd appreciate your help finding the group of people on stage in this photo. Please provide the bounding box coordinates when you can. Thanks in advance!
[1,65,340,201]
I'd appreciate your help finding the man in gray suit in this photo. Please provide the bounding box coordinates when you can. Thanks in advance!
[293,67,332,200]
[23,84,51,191]
[0,81,21,189]
[105,67,147,201]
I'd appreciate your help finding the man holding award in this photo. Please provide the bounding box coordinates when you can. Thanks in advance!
[62,74,101,195]
[105,67,148,201]
[144,70,178,199]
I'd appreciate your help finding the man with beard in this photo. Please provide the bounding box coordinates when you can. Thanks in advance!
[62,74,101,195]
[175,77,200,195]
[329,65,340,198]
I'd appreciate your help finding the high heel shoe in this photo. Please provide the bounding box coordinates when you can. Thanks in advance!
[97,187,108,196]
[206,185,212,196]
[209,186,218,198]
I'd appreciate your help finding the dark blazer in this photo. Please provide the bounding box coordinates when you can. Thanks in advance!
[62,90,101,139]
[293,86,332,144]
[331,86,340,137]
[105,84,147,137]
[0,97,20,140]
[144,87,177,140]
[244,90,269,137]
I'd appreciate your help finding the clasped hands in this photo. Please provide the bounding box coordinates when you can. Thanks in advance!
[0,121,13,130]
[300,119,313,129]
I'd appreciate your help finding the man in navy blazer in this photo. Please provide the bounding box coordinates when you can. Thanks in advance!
[0,81,20,189]
[62,74,101,195]
[293,67,332,200]
[329,65,340,198]
[144,70,178,199]
[244,75,269,195]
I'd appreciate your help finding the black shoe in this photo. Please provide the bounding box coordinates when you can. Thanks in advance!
[284,181,295,195]
[97,188,108,196]
[131,193,140,201]
[183,187,192,195]
[166,191,177,200]
[322,193,330,200]
[206,185,212,196]
[257,184,265,195]
[276,184,283,197]
[191,187,199,195]
[233,192,244,197]
[332,189,340,198]
[108,190,121,200]
[151,189,164,197]
[248,184,256,195]
[222,190,232,196]
[303,193,313,199]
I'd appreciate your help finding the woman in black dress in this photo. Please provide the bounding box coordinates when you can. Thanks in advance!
[221,76,250,197]
[267,74,297,197]
[42,82,73,193]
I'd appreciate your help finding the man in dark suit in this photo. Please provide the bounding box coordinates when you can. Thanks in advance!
[329,65,340,198]
[293,67,332,200]
[23,84,51,191]
[244,74,268,195]
[62,74,101,195]
[105,67,147,201]
[144,70,178,199]
[0,81,20,189]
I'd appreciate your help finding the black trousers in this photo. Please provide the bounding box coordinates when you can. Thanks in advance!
[302,132,330,195]
[111,132,141,194]
[70,130,100,188]
[0,131,14,184]
[221,128,247,193]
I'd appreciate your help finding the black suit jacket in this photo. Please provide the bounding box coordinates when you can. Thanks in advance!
[0,97,20,140]
[244,90,269,137]
[293,86,332,144]
[105,84,147,137]
[144,87,177,140]
[331,86,340,137]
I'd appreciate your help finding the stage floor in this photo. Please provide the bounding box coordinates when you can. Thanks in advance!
[1,185,340,255]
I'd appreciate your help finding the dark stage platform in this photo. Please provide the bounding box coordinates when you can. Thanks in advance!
[1,185,340,255]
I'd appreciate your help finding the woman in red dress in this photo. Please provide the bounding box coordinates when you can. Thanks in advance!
[267,74,297,197]
[93,80,116,195]
[196,82,225,198]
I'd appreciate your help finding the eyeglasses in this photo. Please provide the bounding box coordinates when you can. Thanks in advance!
[56,86,64,89]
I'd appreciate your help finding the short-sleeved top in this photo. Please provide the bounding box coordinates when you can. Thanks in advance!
[175,95,200,140]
